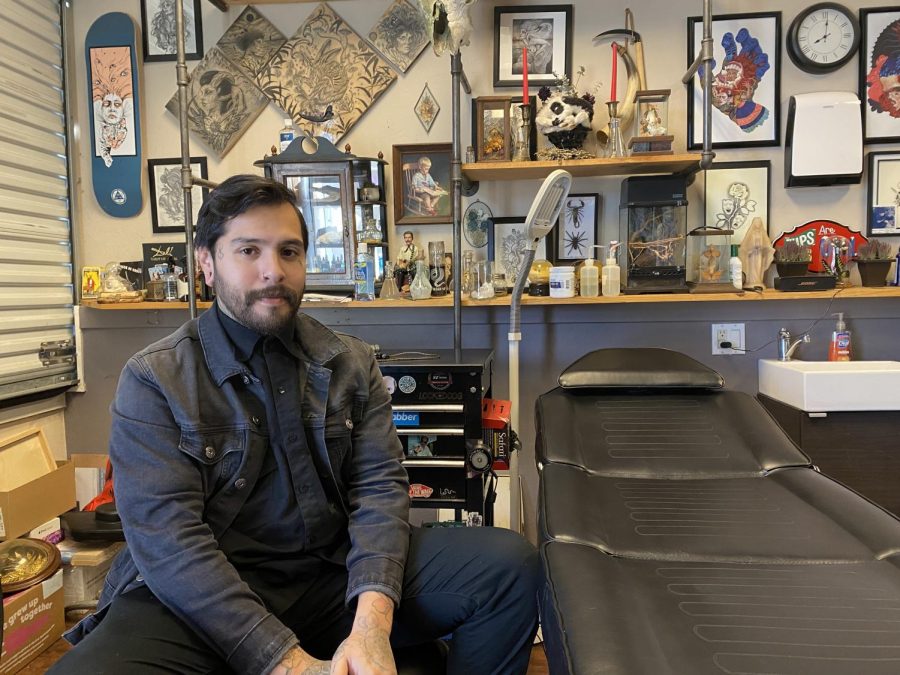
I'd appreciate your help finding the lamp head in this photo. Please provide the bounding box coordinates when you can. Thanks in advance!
[523,169,572,250]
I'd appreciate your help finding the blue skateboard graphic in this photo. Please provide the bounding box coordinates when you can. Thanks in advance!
[85,12,142,217]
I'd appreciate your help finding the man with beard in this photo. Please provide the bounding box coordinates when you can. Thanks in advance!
[53,175,539,675]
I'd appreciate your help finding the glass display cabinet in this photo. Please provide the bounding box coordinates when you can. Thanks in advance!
[686,226,734,293]
[258,137,387,291]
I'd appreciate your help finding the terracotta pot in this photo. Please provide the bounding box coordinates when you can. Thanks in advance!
[857,259,892,287]
[775,261,810,277]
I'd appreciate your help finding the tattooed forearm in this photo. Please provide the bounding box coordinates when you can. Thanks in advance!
[268,646,330,675]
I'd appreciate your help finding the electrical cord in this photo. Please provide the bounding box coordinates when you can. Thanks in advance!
[374,350,440,361]
[719,286,848,353]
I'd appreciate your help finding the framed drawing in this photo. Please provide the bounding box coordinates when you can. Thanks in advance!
[141,0,203,62]
[860,7,900,143]
[687,12,781,149]
[867,151,900,235]
[215,6,286,80]
[475,96,512,162]
[148,157,209,233]
[489,216,547,286]
[414,83,440,133]
[367,0,429,73]
[548,194,600,263]
[494,5,572,88]
[702,160,771,243]
[392,143,453,226]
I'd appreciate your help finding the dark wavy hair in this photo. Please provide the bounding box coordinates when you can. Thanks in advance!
[194,174,308,253]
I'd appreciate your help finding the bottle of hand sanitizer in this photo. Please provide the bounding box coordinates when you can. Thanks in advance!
[828,312,852,361]
[601,241,621,297]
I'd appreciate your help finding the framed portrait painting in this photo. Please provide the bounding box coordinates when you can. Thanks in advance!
[687,12,781,149]
[860,7,900,143]
[494,5,572,88]
[548,194,600,263]
[392,143,453,226]
[702,160,771,243]
[141,0,203,62]
[867,151,900,235]
[488,216,547,286]
[148,157,209,233]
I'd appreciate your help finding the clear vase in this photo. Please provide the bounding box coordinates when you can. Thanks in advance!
[410,260,433,300]
[379,261,401,299]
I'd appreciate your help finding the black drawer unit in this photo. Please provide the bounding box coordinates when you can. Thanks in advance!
[379,349,493,520]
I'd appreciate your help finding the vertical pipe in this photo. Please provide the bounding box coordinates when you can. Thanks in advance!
[701,0,715,169]
[175,0,197,318]
[451,52,463,356]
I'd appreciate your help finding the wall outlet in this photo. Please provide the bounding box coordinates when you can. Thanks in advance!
[712,323,745,355]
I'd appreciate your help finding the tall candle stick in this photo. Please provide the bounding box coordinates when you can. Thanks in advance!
[610,43,618,102]
[522,45,529,102]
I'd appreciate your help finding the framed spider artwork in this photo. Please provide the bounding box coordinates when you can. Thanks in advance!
[548,193,600,263]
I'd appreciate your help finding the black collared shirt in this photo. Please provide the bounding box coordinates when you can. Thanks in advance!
[216,305,349,613]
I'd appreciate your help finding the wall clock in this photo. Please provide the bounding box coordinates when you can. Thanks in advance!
[787,3,860,73]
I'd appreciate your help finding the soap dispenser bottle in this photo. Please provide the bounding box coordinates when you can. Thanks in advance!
[601,241,621,297]
[579,246,602,297]
[828,312,852,361]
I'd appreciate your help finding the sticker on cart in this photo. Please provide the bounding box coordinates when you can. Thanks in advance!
[392,411,420,427]
[406,434,435,457]
[428,372,452,390]
[398,375,416,394]
[382,375,396,395]
[409,483,434,498]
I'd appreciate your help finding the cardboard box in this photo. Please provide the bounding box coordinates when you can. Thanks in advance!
[0,460,75,541]
[0,570,64,674]
[482,398,511,470]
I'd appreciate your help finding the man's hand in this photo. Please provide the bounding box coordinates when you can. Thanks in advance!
[269,646,330,675]
[330,591,396,675]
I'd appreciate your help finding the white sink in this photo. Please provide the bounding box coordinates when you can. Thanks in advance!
[758,359,900,412]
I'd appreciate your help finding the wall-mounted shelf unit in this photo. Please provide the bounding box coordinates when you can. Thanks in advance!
[461,154,702,182]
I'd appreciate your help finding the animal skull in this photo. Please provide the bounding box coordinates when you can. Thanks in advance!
[419,0,477,56]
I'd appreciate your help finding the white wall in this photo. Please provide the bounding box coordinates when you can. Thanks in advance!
[70,0,896,272]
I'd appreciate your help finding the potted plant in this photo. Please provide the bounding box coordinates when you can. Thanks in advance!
[773,241,812,277]
[855,239,893,287]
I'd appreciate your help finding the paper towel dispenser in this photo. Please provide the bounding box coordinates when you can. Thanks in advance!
[785,92,862,188]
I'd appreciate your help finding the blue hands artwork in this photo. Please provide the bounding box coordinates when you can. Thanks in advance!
[700,28,771,133]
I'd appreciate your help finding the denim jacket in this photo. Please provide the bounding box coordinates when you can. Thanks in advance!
[65,307,410,674]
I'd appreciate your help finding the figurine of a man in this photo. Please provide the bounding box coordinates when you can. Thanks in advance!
[395,231,420,293]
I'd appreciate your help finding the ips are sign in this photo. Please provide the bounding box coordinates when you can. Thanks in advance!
[774,220,868,273]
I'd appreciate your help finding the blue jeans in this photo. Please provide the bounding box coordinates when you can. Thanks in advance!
[49,527,539,675]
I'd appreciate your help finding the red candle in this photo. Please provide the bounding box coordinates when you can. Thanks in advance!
[610,43,618,102]
[522,45,529,102]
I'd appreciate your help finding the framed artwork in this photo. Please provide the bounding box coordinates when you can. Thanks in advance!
[392,143,453,226]
[687,12,781,149]
[257,4,397,142]
[148,157,209,234]
[141,0,203,62]
[860,8,900,143]
[867,151,900,235]
[414,83,440,133]
[548,194,600,263]
[368,0,429,73]
[89,46,137,168]
[489,216,547,286]
[702,160,771,243]
[215,6,286,80]
[493,5,572,88]
[463,199,493,248]
[475,96,512,162]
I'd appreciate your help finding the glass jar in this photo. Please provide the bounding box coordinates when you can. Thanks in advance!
[461,251,475,295]
[491,272,507,296]
[470,261,495,300]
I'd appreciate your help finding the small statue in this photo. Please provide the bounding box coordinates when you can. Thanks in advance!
[738,217,775,289]
[395,231,420,294]
[641,107,666,136]
[699,244,723,281]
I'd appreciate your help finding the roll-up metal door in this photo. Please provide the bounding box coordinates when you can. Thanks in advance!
[0,0,76,401]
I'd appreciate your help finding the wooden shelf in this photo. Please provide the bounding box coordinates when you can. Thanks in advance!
[461,153,702,182]
[81,286,900,310]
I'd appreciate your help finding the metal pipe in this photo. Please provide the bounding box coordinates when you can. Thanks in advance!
[175,0,198,318]
[451,51,463,356]
[700,0,715,169]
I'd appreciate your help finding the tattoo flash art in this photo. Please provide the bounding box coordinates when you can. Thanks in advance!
[714,181,757,233]
[216,6,286,80]
[90,46,136,168]
[368,0,429,73]
[707,28,770,133]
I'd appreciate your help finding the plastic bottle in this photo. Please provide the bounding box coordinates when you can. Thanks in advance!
[279,118,295,153]
[353,242,375,301]
[892,250,900,286]
[601,241,621,297]
[549,266,576,298]
[579,247,600,297]
[828,312,852,361]
[729,244,743,290]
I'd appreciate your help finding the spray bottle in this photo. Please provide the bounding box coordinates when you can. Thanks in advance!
[601,241,621,297]
[827,312,852,361]
[579,245,603,297]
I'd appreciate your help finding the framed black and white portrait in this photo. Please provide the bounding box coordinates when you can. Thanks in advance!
[493,5,572,88]
[141,0,203,62]
[148,157,209,233]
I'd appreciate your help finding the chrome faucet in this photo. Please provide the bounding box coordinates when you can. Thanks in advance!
[777,328,810,361]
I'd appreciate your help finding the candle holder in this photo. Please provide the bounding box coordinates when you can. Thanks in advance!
[512,103,532,162]
[606,101,627,159]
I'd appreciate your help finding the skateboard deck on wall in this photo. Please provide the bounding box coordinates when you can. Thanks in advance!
[85,12,142,217]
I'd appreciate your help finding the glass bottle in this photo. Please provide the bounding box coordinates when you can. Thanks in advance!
[428,241,448,296]
[410,260,433,300]
[353,242,375,301]
[379,261,401,300]
[461,251,475,295]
